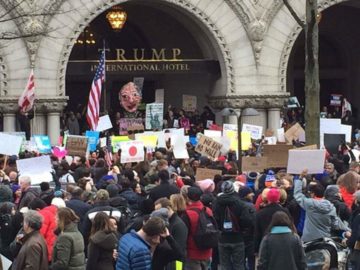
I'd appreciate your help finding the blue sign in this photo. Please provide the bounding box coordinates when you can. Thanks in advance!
[189,136,198,146]
[85,131,100,152]
[33,135,52,153]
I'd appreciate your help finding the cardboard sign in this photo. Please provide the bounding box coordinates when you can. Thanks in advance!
[287,149,326,174]
[263,144,293,168]
[297,144,318,150]
[16,155,53,184]
[324,134,345,155]
[65,135,88,156]
[242,124,263,140]
[120,140,144,163]
[85,131,100,152]
[96,115,113,132]
[195,135,223,160]
[145,103,164,130]
[33,135,52,153]
[195,168,222,181]
[285,123,305,143]
[0,133,23,156]
[119,118,144,135]
[242,157,268,172]
[182,95,197,112]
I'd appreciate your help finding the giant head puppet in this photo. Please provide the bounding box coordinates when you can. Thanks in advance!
[119,82,142,113]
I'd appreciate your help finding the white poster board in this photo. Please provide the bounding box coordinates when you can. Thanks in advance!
[0,133,23,156]
[223,124,237,132]
[173,135,189,159]
[120,141,145,163]
[287,149,326,174]
[277,128,286,143]
[340,124,352,143]
[204,130,222,138]
[16,155,53,184]
[242,124,263,140]
[96,115,113,132]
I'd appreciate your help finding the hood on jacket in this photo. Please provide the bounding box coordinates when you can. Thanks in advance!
[216,192,238,206]
[324,185,341,202]
[91,230,118,250]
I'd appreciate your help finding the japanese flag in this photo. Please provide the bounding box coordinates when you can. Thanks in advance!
[120,141,144,164]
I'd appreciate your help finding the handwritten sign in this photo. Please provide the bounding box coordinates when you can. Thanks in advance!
[195,135,223,160]
[119,118,144,135]
[263,144,293,168]
[65,135,88,156]
[195,168,222,181]
[242,157,268,172]
[242,124,263,140]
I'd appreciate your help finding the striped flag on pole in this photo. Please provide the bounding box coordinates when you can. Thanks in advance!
[18,69,35,113]
[86,50,105,131]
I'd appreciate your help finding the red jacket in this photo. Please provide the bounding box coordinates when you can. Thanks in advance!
[339,186,354,210]
[39,205,58,261]
[184,201,213,260]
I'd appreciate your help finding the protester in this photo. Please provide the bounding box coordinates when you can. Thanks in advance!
[18,175,39,210]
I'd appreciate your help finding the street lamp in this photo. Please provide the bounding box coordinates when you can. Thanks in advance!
[222,107,259,173]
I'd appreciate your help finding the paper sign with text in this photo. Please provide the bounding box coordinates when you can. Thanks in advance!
[119,118,144,135]
[287,149,326,174]
[33,135,52,153]
[65,135,88,156]
[195,135,223,160]
[120,141,144,163]
[85,131,100,152]
[195,168,222,181]
[242,124,263,140]
[146,103,164,130]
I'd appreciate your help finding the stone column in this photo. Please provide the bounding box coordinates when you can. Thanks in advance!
[268,108,281,131]
[0,98,18,132]
[3,113,16,132]
[31,112,46,135]
[47,112,60,145]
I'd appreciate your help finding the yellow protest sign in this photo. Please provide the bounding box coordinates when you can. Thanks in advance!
[136,134,158,148]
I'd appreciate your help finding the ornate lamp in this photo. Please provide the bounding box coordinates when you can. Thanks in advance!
[106,6,127,30]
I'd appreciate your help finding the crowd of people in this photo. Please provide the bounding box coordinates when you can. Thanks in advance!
[0,135,359,270]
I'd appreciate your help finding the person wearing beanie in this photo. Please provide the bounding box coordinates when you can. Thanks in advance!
[254,188,291,254]
[0,185,14,204]
[239,186,255,203]
[212,180,255,270]
[65,187,92,225]
[39,182,54,206]
[182,186,214,268]
[196,179,215,194]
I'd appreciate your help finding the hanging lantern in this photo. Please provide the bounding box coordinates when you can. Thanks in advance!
[106,6,127,30]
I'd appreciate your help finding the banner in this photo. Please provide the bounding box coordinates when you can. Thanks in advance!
[182,95,197,112]
[119,118,144,135]
[16,155,53,184]
[65,135,88,156]
[287,149,326,174]
[120,141,145,163]
[195,168,222,181]
[195,135,222,160]
[96,115,113,132]
[242,157,268,172]
[242,124,263,140]
[33,135,52,153]
[85,131,100,152]
[285,123,305,143]
[263,144,293,168]
[0,133,23,156]
[111,136,130,152]
[145,103,164,130]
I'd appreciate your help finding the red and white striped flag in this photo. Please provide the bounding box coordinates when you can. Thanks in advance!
[18,69,35,112]
[86,50,105,131]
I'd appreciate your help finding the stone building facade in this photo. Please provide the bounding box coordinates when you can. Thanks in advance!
[0,0,350,143]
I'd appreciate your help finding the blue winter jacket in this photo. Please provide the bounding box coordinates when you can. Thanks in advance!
[116,230,152,270]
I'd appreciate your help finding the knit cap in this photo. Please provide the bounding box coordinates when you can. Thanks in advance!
[221,180,235,194]
[266,188,280,203]
[197,179,215,193]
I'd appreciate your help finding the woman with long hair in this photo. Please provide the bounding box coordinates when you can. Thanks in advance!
[86,212,118,270]
[257,211,306,270]
[51,207,85,270]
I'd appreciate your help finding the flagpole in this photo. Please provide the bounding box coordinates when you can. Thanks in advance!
[103,40,107,113]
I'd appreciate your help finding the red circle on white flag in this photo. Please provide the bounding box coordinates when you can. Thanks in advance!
[129,146,137,156]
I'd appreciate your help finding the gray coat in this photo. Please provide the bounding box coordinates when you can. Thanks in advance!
[52,222,85,270]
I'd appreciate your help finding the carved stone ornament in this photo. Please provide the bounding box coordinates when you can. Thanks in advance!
[208,93,290,110]
[58,0,236,95]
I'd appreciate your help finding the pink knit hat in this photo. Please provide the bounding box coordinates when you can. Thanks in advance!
[266,188,280,203]
[196,179,215,193]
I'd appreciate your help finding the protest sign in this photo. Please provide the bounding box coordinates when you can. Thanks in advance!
[277,128,286,143]
[182,95,197,112]
[119,118,144,135]
[223,130,251,151]
[100,137,107,148]
[33,135,52,153]
[265,137,277,145]
[85,131,100,152]
[189,136,198,146]
[340,124,352,143]
[297,144,318,150]
[242,157,268,172]
[120,141,144,163]
[173,135,189,159]
[330,94,342,106]
[324,134,345,155]
[146,103,164,130]
[288,96,300,108]
[320,118,342,135]
[195,135,223,160]
[23,140,38,152]
[285,123,305,143]
[111,136,130,152]
[16,155,53,184]
[195,168,222,181]
[135,133,158,148]
[52,146,67,159]
[65,135,88,156]
[96,115,113,132]
[204,130,222,138]
[223,124,237,133]
[0,133,23,156]
[263,144,293,168]
[155,89,164,103]
[287,149,326,174]
[242,124,263,140]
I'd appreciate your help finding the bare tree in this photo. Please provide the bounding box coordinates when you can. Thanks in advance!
[284,0,320,146]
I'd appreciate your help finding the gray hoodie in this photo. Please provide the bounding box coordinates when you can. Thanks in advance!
[294,179,350,242]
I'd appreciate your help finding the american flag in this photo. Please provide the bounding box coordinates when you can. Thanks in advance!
[86,50,105,131]
[18,69,35,113]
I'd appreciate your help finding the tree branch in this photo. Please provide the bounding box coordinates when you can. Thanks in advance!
[283,0,305,28]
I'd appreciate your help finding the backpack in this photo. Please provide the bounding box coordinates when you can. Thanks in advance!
[222,206,240,233]
[188,207,220,250]
[0,213,12,238]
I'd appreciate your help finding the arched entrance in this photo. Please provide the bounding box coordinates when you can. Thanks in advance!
[65,1,225,117]
[287,1,360,123]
